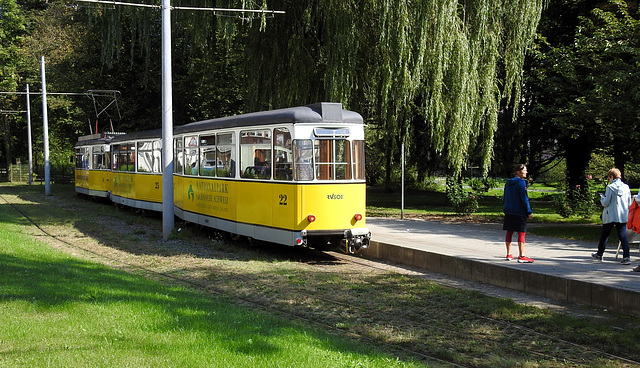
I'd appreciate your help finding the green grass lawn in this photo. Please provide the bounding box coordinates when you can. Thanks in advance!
[0,200,421,368]
[2,183,639,367]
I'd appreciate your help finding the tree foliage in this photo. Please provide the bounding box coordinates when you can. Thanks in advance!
[0,0,26,92]
[519,0,640,189]
[243,0,544,188]
[3,0,547,186]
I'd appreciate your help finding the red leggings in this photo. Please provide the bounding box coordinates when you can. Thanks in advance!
[505,231,526,243]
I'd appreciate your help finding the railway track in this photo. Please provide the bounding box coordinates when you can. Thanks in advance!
[2,189,639,367]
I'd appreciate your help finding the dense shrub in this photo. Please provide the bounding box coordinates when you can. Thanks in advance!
[446,176,479,215]
[553,181,599,219]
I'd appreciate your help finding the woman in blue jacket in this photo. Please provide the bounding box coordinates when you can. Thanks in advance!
[503,164,534,263]
[592,168,632,265]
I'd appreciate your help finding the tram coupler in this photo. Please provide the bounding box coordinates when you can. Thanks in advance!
[342,229,371,254]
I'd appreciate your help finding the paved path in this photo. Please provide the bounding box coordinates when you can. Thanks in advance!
[363,217,640,316]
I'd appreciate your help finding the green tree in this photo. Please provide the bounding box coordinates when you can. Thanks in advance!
[577,1,640,176]
[519,0,640,190]
[243,0,545,189]
[0,0,27,168]
[0,0,26,92]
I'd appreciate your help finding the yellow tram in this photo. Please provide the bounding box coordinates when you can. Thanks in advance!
[74,133,120,198]
[74,103,370,253]
[109,129,164,211]
[173,103,370,253]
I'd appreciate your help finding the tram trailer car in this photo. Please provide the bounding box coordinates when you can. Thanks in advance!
[109,129,164,211]
[74,132,123,198]
[74,103,371,254]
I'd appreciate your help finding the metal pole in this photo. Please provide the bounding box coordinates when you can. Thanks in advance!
[26,84,33,185]
[161,0,174,240]
[401,142,405,220]
[41,57,51,195]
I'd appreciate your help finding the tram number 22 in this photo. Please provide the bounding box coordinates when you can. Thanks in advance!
[278,194,287,206]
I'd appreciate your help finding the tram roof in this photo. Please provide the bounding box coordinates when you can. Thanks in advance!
[111,128,162,143]
[174,103,363,135]
[74,132,126,147]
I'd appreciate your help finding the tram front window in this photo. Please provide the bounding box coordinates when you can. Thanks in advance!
[75,148,89,169]
[314,139,351,180]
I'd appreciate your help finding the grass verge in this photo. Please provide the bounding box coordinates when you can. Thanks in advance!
[0,187,421,367]
[1,183,639,367]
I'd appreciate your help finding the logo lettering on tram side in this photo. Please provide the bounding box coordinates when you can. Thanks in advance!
[77,173,89,183]
[326,193,344,200]
[188,180,231,212]
[188,183,195,201]
[113,175,134,193]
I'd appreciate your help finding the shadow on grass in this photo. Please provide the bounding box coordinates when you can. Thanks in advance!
[0,247,401,365]
[2,183,640,366]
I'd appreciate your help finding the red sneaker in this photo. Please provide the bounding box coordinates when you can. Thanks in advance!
[517,256,534,263]
[506,254,514,261]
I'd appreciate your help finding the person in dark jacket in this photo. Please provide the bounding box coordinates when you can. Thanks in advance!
[503,164,534,263]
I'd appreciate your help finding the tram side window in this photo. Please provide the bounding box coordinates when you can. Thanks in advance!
[153,141,162,173]
[111,145,119,170]
[174,138,184,174]
[185,136,199,176]
[137,141,154,173]
[127,143,136,172]
[240,129,271,179]
[293,140,313,181]
[103,147,111,171]
[92,146,105,169]
[352,140,365,180]
[274,128,293,181]
[199,135,216,177]
[216,132,235,178]
[113,143,135,171]
[314,139,352,180]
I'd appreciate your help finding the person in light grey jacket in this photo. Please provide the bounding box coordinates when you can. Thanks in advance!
[592,168,632,264]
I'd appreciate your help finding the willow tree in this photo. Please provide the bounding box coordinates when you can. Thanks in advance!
[243,0,544,188]
[82,0,544,185]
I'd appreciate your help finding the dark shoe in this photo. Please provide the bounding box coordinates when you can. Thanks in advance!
[633,265,640,272]
[591,252,602,261]
[620,257,631,265]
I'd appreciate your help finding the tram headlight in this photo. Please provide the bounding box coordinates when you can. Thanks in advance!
[307,214,316,223]
[354,213,363,221]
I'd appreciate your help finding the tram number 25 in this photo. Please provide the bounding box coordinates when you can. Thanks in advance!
[279,194,287,206]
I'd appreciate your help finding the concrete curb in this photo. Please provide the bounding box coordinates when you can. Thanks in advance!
[362,240,640,318]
